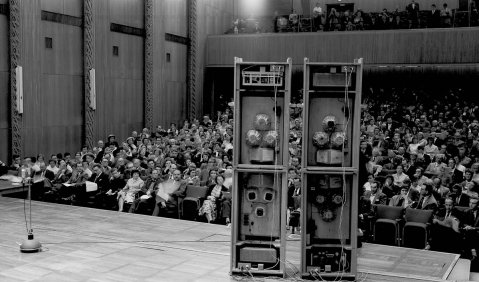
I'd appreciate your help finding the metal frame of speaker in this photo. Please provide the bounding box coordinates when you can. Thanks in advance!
[300,58,363,280]
[230,58,291,277]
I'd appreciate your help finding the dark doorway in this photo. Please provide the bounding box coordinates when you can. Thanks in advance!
[326,3,354,15]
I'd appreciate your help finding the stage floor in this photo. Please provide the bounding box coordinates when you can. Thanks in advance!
[0,197,467,281]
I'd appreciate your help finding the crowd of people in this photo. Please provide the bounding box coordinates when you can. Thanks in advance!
[0,111,237,225]
[2,85,479,269]
[228,0,479,34]
[358,87,479,270]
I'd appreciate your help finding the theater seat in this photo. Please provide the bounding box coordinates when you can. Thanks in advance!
[374,205,403,246]
[180,185,208,220]
[402,208,433,249]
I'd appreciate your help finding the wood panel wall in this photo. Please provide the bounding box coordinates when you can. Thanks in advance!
[206,28,479,67]
[93,0,144,144]
[17,0,84,159]
[149,0,189,128]
[0,0,8,162]
[196,0,234,116]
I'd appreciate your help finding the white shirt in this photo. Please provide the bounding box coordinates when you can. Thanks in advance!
[46,165,59,175]
[313,6,323,15]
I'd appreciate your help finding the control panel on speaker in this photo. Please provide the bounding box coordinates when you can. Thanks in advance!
[233,59,291,168]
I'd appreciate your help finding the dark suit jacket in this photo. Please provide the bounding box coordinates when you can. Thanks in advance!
[436,207,462,222]
[429,9,441,27]
[143,177,162,194]
[416,195,438,211]
[454,193,470,207]
[463,208,479,228]
[89,172,110,192]
[364,191,388,206]
[406,2,420,18]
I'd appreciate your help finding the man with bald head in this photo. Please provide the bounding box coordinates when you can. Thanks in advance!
[152,169,187,217]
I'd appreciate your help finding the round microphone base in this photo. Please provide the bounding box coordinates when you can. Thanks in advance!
[20,234,42,253]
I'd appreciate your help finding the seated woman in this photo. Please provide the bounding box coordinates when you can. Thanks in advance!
[199,175,228,223]
[185,169,200,186]
[117,170,144,212]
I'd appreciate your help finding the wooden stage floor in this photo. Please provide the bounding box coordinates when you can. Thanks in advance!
[0,197,468,282]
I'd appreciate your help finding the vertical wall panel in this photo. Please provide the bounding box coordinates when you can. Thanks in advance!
[109,0,143,28]
[196,0,234,115]
[164,0,187,37]
[0,4,8,161]
[94,0,144,143]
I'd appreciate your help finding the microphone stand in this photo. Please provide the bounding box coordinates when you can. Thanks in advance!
[19,176,42,253]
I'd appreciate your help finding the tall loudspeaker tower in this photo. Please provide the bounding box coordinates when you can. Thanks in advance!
[230,58,291,277]
[301,58,363,280]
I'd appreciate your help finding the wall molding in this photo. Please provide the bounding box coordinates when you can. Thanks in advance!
[187,0,198,118]
[41,10,83,27]
[165,33,189,46]
[9,0,22,157]
[110,23,145,37]
[83,0,95,149]
[144,0,153,129]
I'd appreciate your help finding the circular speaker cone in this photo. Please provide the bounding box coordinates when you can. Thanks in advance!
[253,113,272,131]
[312,131,329,147]
[245,130,262,147]
[316,195,325,204]
[322,115,337,131]
[262,130,279,147]
[332,194,343,205]
[331,132,346,147]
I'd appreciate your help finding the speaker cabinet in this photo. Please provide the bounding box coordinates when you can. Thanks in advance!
[231,58,291,277]
[301,59,363,280]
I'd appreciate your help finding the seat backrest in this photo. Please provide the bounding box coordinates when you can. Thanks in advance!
[376,204,403,220]
[185,185,208,199]
[404,208,433,223]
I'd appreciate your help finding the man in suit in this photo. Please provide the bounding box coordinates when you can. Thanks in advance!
[89,164,110,207]
[432,176,450,204]
[153,169,187,217]
[406,0,420,28]
[451,184,471,207]
[416,183,438,211]
[359,181,387,241]
[429,4,441,28]
[463,195,479,270]
[429,198,462,253]
[367,181,388,207]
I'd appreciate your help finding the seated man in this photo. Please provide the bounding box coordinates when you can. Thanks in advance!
[416,183,438,211]
[152,169,187,217]
[429,198,462,253]
[462,195,479,271]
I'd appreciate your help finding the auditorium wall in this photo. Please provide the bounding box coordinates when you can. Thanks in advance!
[94,0,144,143]
[0,0,198,160]
[151,0,188,127]
[0,0,8,162]
[196,0,234,116]
[206,28,479,67]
